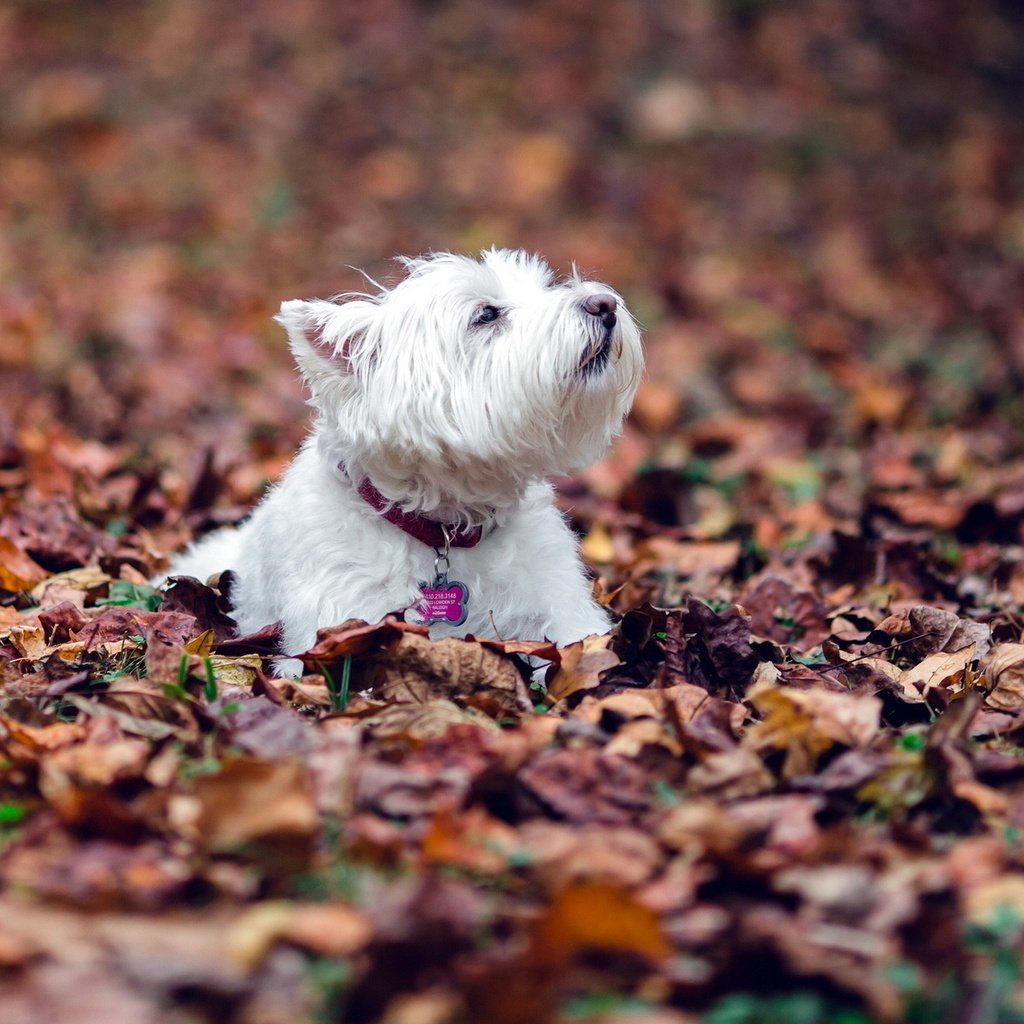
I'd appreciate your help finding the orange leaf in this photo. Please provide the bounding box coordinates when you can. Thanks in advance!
[532,881,669,962]
[0,536,47,591]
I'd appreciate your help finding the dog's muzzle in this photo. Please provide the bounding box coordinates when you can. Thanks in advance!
[578,292,619,377]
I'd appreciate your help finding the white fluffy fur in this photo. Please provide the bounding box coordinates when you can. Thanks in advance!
[162,249,643,674]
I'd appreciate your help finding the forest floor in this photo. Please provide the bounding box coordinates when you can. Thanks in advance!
[4,2,1024,1022]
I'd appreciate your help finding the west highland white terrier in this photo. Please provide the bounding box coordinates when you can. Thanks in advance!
[164,249,643,674]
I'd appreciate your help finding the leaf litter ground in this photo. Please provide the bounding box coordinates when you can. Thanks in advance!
[5,2,1024,1023]
[4,423,1024,1024]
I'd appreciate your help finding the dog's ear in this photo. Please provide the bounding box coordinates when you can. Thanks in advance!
[275,298,377,374]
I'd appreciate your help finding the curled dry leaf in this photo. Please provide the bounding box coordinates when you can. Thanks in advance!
[747,678,881,777]
[7,621,47,661]
[982,642,1024,711]
[159,575,238,643]
[900,642,978,699]
[298,616,426,666]
[545,632,620,703]
[658,598,760,697]
[873,605,991,662]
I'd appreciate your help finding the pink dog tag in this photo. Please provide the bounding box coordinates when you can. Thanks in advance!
[418,579,469,626]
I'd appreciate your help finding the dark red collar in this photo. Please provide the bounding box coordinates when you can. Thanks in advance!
[355,475,483,549]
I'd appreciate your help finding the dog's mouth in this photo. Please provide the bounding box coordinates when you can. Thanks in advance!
[578,329,614,378]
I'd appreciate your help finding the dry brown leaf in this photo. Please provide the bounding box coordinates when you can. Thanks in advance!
[605,717,681,757]
[983,642,1024,711]
[227,900,373,969]
[747,680,881,776]
[371,633,532,717]
[686,747,775,799]
[473,636,560,661]
[63,692,187,742]
[0,714,86,754]
[299,616,425,664]
[360,699,499,741]
[657,798,747,856]
[900,642,978,696]
[7,622,47,661]
[45,717,149,785]
[546,633,619,703]
[518,821,663,889]
[29,566,113,603]
[173,756,318,861]
[657,682,746,731]
[0,606,29,633]
[577,690,661,723]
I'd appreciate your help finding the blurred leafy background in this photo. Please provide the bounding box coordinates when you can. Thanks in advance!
[3,0,1024,528]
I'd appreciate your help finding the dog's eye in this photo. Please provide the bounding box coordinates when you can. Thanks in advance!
[473,305,502,326]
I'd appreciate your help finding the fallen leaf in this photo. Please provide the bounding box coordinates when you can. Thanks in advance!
[298,616,425,665]
[29,566,113,603]
[421,805,521,874]
[531,882,670,961]
[0,535,48,590]
[175,756,318,865]
[359,699,499,742]
[546,633,620,703]
[227,900,372,969]
[658,598,760,697]
[983,642,1024,711]
[747,679,881,777]
[517,747,653,825]
[371,633,532,717]
[900,642,978,697]
[686,747,775,799]
[517,820,663,888]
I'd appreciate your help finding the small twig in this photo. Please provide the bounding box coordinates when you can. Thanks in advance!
[809,629,940,676]
[835,629,939,666]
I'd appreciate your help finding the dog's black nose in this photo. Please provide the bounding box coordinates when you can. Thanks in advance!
[583,292,618,329]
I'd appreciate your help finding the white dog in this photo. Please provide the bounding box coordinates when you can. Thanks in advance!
[164,249,642,674]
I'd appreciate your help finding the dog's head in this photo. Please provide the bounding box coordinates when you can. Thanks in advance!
[276,249,643,519]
